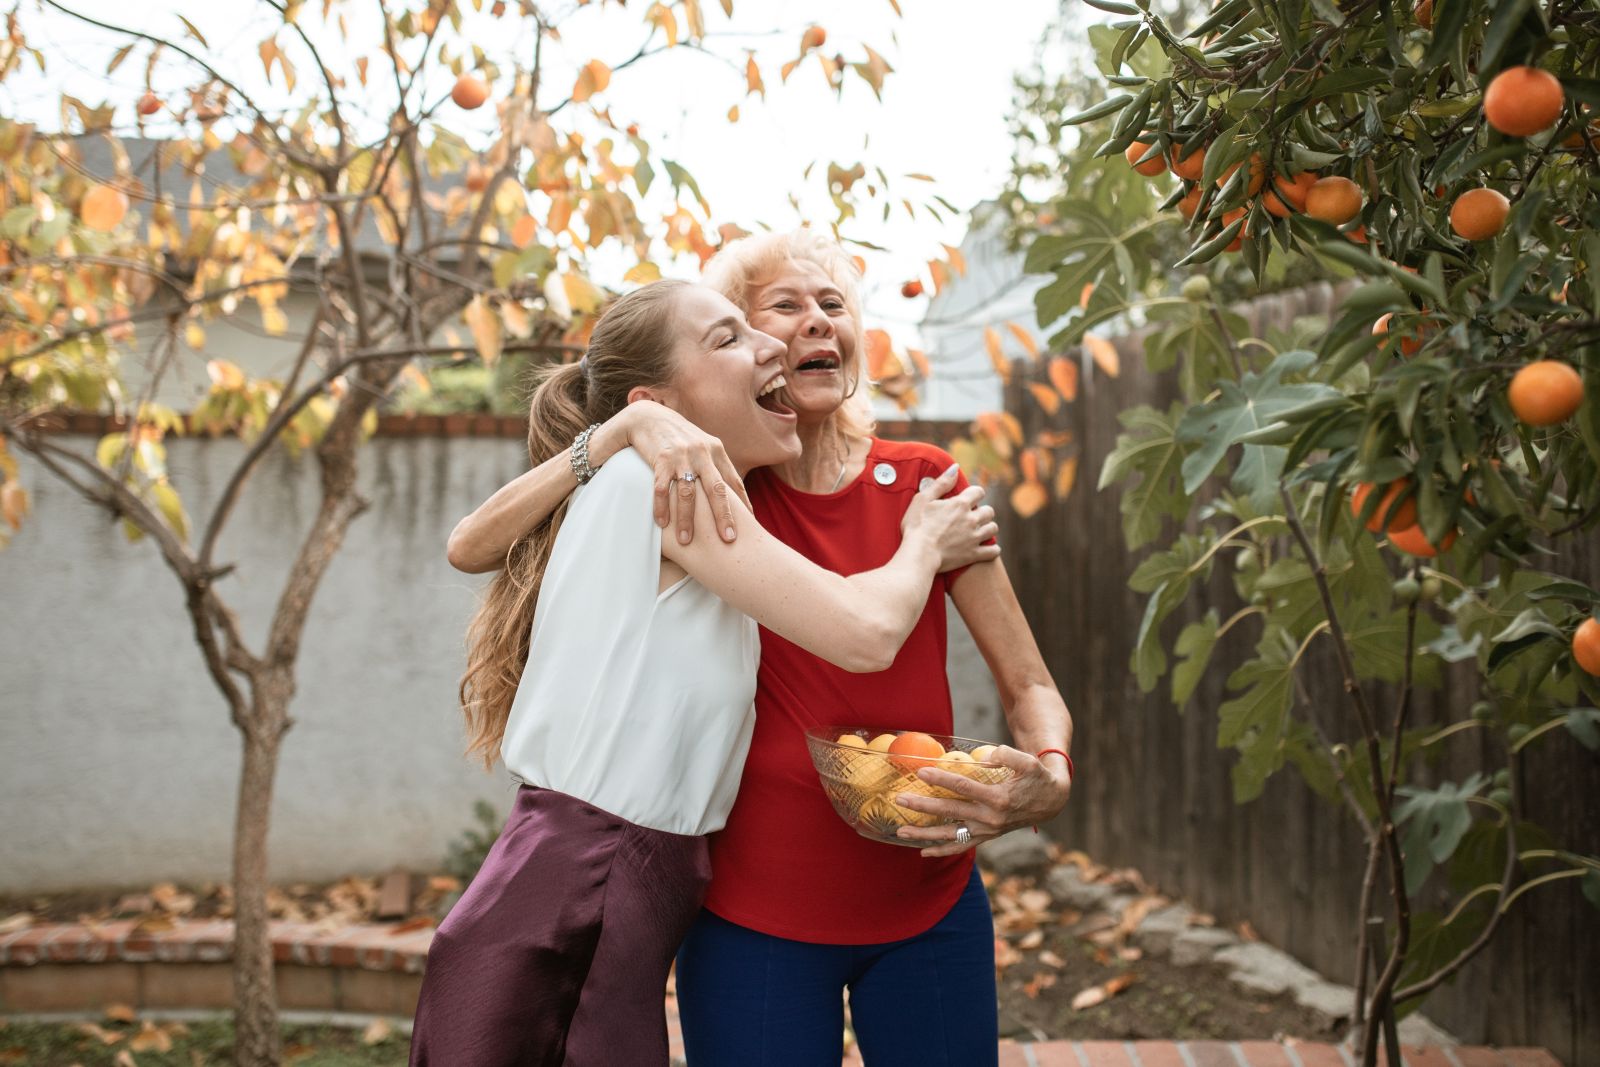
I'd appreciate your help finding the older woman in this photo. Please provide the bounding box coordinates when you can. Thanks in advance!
[447,230,1073,1066]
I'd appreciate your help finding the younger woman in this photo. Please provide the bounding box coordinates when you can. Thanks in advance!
[409,280,996,1066]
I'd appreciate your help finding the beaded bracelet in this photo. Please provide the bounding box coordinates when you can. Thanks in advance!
[570,422,602,484]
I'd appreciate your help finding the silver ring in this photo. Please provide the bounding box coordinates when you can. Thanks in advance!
[954,824,971,846]
[679,471,696,484]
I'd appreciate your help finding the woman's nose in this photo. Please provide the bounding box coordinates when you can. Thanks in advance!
[803,301,833,335]
[754,331,786,363]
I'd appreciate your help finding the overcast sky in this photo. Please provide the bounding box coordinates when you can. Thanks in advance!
[6,0,1063,341]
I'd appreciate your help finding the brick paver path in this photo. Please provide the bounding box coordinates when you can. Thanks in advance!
[0,921,1566,1067]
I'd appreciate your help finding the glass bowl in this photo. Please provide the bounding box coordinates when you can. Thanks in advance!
[804,726,1015,847]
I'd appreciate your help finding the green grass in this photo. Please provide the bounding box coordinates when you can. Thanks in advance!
[0,1018,410,1066]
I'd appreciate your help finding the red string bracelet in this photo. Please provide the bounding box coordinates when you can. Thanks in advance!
[1031,748,1074,834]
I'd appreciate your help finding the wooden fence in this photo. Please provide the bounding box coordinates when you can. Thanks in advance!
[903,281,1597,1063]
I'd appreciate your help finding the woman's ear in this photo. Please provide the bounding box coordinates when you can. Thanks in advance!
[627,384,671,407]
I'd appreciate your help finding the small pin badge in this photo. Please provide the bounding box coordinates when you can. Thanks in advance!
[873,462,897,486]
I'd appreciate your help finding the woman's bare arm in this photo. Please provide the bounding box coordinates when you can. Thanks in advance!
[663,466,996,672]
[891,559,1075,855]
[446,401,746,574]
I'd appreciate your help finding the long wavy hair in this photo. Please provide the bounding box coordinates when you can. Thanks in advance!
[458,280,691,768]
[701,228,876,443]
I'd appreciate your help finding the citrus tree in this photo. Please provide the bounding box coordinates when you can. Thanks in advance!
[0,3,931,1062]
[1013,0,1600,1060]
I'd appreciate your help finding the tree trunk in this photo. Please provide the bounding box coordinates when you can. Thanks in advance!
[232,702,288,1067]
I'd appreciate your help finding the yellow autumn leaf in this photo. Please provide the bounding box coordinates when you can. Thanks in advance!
[463,295,503,367]
[683,0,706,38]
[746,55,764,97]
[1027,382,1060,415]
[1054,455,1078,501]
[206,359,244,389]
[1084,335,1121,378]
[185,321,205,349]
[624,261,661,284]
[1011,480,1048,519]
[929,258,949,295]
[1,480,29,531]
[572,59,611,103]
[983,326,1009,384]
[563,272,603,315]
[1006,321,1040,360]
[260,303,288,336]
[727,104,739,122]
[942,243,967,277]
[500,300,533,339]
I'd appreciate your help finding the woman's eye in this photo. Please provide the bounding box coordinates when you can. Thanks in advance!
[717,334,737,348]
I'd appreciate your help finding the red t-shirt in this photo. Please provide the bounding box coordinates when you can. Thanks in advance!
[702,438,978,944]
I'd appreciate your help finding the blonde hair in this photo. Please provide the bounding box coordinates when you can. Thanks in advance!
[459,280,691,768]
[701,228,876,443]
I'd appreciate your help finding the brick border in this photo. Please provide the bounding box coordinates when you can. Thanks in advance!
[17,411,970,442]
[0,921,1564,1066]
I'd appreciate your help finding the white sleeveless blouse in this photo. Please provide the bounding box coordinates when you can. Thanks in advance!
[499,448,759,836]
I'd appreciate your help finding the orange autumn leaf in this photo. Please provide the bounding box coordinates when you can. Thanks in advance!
[1027,382,1060,415]
[1020,448,1041,483]
[942,243,967,277]
[984,326,1010,384]
[999,411,1024,445]
[1084,335,1121,378]
[974,413,1014,459]
[745,54,764,96]
[1079,282,1095,308]
[907,347,931,377]
[1054,455,1079,501]
[1047,357,1079,402]
[1006,321,1040,360]
[1011,479,1048,519]
[864,328,897,379]
[929,258,950,295]
[572,59,611,103]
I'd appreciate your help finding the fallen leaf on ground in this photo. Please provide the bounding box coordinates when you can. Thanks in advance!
[994,936,1023,972]
[1238,920,1260,942]
[1037,949,1065,969]
[1118,946,1144,961]
[1188,911,1216,927]
[104,1004,137,1023]
[1070,972,1138,1011]
[113,1049,137,1067]
[128,1021,174,1053]
[361,1019,393,1045]
[1017,929,1044,950]
[1022,971,1058,998]
[73,1022,123,1045]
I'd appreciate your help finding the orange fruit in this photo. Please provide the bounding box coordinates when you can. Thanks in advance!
[1345,225,1370,244]
[1274,171,1318,211]
[80,184,129,232]
[1351,480,1418,533]
[868,732,897,752]
[1416,0,1433,27]
[1221,207,1247,251]
[1508,360,1584,425]
[451,73,490,110]
[1372,312,1425,356]
[887,731,945,775]
[1306,177,1363,224]
[1177,185,1203,220]
[1388,524,1457,557]
[1170,142,1207,181]
[1450,188,1511,240]
[1126,139,1168,177]
[137,91,162,116]
[1574,618,1600,676]
[1484,66,1564,137]
[901,279,923,298]
[1216,154,1266,195]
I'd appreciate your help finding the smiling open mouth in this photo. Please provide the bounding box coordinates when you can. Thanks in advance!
[756,374,795,417]
[795,354,840,373]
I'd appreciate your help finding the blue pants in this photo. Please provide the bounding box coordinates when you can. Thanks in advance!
[674,867,998,1067]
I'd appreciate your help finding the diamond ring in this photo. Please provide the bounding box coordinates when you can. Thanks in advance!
[679,471,696,484]
[954,824,971,846]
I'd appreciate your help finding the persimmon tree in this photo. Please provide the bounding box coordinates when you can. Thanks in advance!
[1009,0,1600,1060]
[0,2,929,1062]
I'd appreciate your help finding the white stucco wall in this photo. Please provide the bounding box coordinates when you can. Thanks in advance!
[0,434,999,892]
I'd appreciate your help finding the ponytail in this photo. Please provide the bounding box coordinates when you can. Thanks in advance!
[457,280,690,768]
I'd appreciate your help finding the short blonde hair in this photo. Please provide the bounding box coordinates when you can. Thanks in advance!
[702,228,875,443]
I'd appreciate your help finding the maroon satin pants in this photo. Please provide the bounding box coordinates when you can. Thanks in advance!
[409,785,711,1066]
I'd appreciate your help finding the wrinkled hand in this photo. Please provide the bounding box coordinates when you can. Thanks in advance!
[624,401,749,545]
[900,464,1001,573]
[893,746,1072,858]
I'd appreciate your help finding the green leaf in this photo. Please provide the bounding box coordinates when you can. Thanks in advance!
[1099,402,1192,549]
[1062,94,1135,126]
[1176,349,1342,507]
[1172,610,1221,709]
[1566,708,1600,751]
[1395,774,1487,893]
